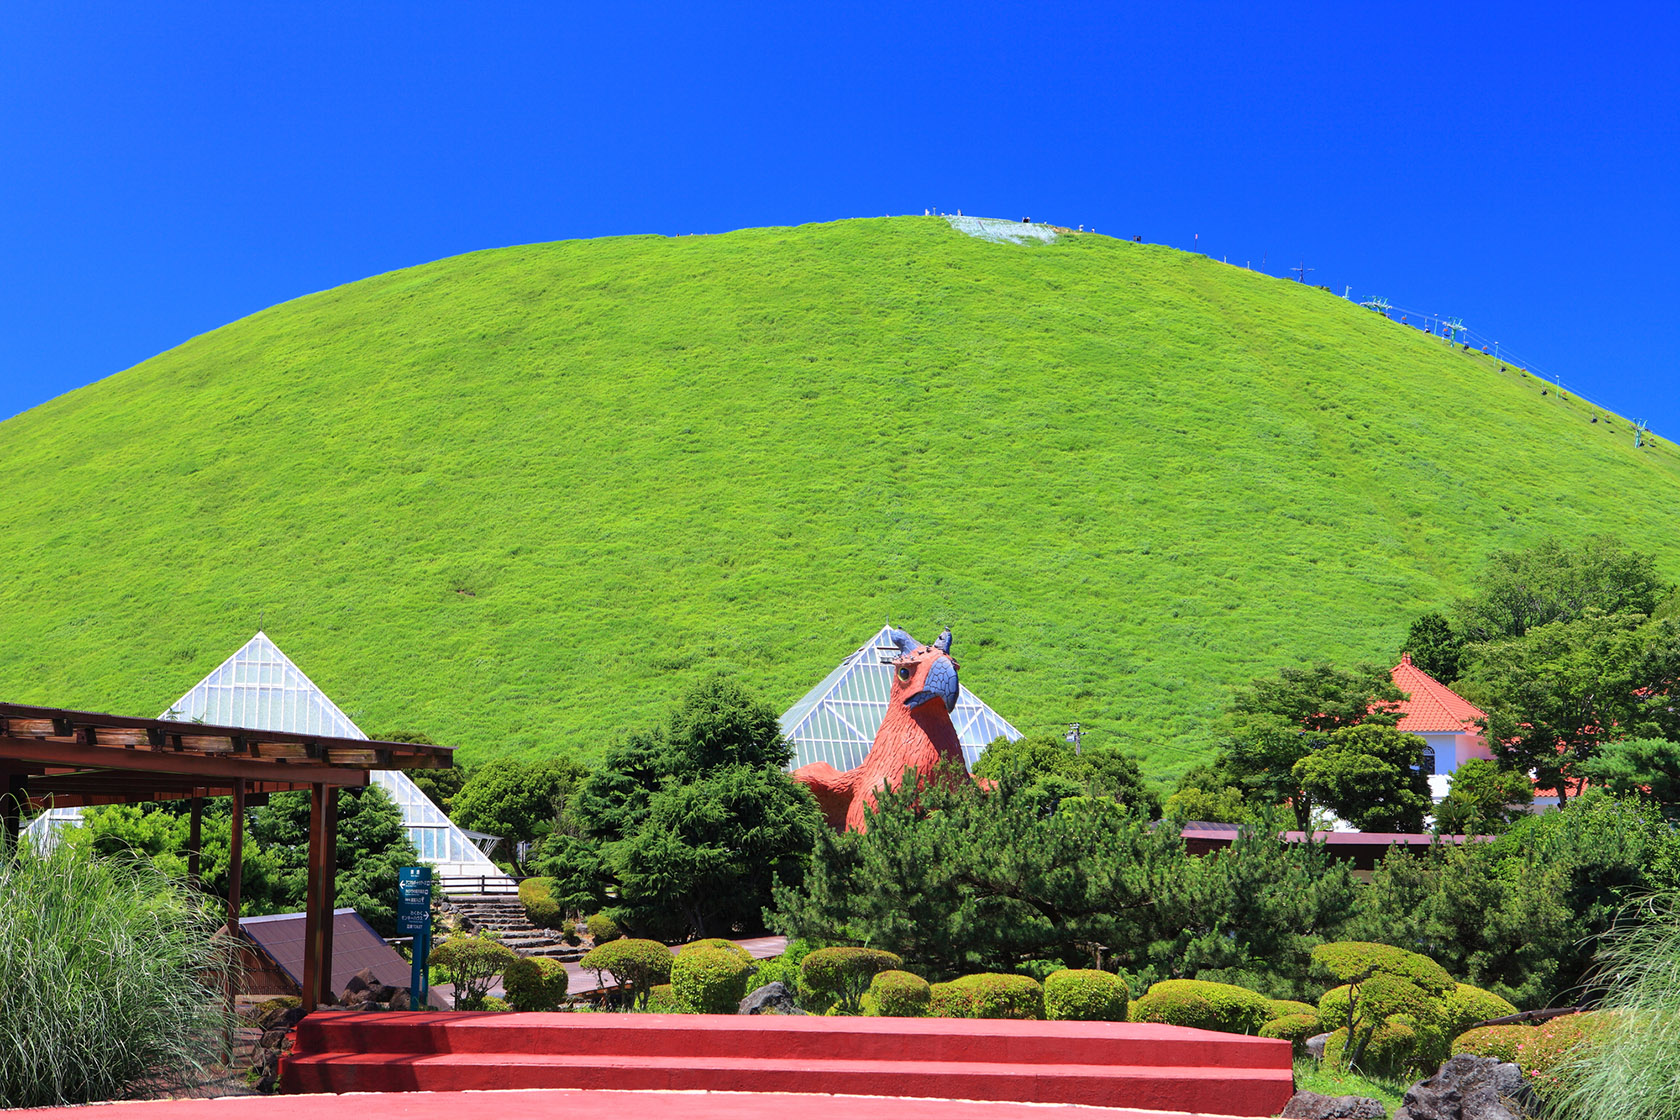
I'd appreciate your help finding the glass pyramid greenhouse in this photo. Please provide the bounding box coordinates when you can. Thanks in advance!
[163,632,514,891]
[779,624,1024,772]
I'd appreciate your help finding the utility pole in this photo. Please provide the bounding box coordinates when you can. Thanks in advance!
[1295,261,1313,283]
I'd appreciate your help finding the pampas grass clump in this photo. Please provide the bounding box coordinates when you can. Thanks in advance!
[0,841,235,1107]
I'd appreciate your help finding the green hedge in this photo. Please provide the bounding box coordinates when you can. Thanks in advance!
[644,983,681,1013]
[1267,998,1317,1020]
[800,947,903,1014]
[502,955,570,1011]
[586,911,622,943]
[1259,1012,1323,1055]
[1129,979,1271,1035]
[1439,983,1518,1039]
[671,945,755,1014]
[928,973,1045,1020]
[680,937,754,964]
[1043,969,1127,1021]
[862,970,931,1017]
[1324,1019,1421,1076]
[579,937,672,1009]
[519,877,564,930]
[1453,1013,1614,1096]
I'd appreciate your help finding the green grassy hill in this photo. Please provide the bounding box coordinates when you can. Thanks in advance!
[2,216,1675,775]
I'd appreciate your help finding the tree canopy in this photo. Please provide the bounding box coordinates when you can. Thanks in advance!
[1455,536,1667,643]
[1292,724,1431,832]
[567,674,819,939]
[1220,662,1405,830]
[972,734,1160,816]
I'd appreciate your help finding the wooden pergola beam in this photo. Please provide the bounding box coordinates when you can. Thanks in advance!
[0,736,370,786]
[1,699,456,1015]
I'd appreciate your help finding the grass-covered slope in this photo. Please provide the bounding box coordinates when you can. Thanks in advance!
[2,217,1676,773]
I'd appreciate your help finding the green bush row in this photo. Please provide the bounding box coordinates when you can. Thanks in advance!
[519,877,565,931]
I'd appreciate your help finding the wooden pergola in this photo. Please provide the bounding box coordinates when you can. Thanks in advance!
[0,701,453,1010]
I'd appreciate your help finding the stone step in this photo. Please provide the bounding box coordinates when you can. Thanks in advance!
[282,1013,1296,1115]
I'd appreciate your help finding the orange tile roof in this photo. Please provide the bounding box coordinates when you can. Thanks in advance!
[1389,653,1486,733]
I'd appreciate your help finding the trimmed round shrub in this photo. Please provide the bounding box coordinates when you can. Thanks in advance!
[671,945,755,1014]
[1323,1019,1419,1076]
[579,937,673,1009]
[644,983,681,1013]
[1267,998,1317,1020]
[1451,1023,1525,1063]
[800,947,904,1014]
[1130,979,1271,1035]
[480,996,513,1012]
[503,955,570,1012]
[928,981,975,1018]
[862,970,932,1017]
[927,973,1045,1020]
[1453,1011,1614,1098]
[1317,984,1353,1026]
[679,937,755,964]
[586,911,623,943]
[520,877,564,930]
[1439,983,1518,1038]
[431,933,519,1011]
[1044,969,1127,1021]
[1260,1012,1324,1055]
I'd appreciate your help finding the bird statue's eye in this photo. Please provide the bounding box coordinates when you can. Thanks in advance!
[896,666,911,682]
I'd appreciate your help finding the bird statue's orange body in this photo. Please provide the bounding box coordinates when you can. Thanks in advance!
[792,627,969,831]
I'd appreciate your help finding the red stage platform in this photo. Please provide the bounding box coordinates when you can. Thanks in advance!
[280,1012,1295,1116]
[6,1088,1266,1120]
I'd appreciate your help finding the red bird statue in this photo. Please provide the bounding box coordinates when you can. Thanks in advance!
[793,627,969,831]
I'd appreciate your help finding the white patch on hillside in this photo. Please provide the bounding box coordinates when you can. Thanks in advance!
[946,215,1059,244]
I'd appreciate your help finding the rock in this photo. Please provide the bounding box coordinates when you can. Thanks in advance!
[1305,1032,1331,1061]
[343,966,382,996]
[389,988,412,1011]
[739,981,807,1015]
[371,983,399,1003]
[346,989,375,1007]
[257,1003,307,1033]
[1280,1091,1388,1118]
[1394,1055,1534,1120]
[258,1028,289,1050]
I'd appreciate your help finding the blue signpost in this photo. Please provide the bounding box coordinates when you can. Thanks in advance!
[397,865,432,1010]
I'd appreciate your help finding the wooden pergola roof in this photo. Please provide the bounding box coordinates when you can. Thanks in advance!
[1,699,455,1011]
[0,701,453,809]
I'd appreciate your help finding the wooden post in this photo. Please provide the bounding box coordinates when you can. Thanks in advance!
[301,783,341,1010]
[301,783,326,1011]
[187,792,204,886]
[318,788,338,1007]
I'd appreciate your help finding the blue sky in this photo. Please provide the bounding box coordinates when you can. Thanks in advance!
[3,2,1676,431]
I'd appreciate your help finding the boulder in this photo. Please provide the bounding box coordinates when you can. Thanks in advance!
[343,966,382,995]
[389,988,413,1011]
[257,1003,306,1033]
[1394,1055,1534,1120]
[1305,1031,1332,1061]
[1280,1091,1388,1119]
[739,981,807,1015]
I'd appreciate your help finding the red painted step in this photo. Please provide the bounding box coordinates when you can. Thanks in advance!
[281,1012,1294,1116]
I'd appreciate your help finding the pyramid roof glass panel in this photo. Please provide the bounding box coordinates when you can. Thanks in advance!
[780,625,1024,771]
[164,633,511,888]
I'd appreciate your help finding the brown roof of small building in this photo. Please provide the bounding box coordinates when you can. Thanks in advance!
[236,908,412,998]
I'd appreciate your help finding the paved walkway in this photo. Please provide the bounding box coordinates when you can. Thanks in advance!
[7,1088,1251,1120]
